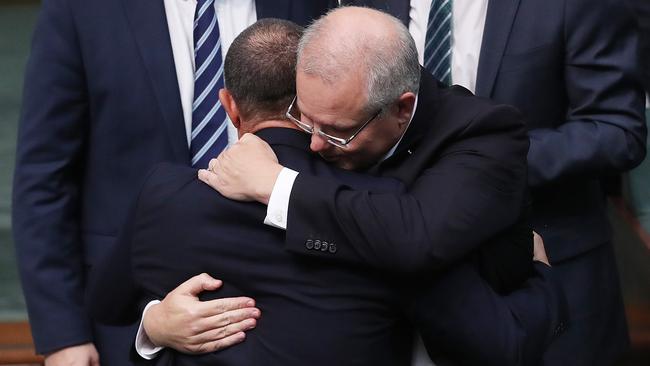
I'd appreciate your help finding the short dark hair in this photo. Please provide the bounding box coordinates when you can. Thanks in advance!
[224,18,303,122]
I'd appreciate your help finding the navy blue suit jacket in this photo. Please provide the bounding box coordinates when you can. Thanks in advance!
[12,0,335,354]
[345,0,647,263]
[90,128,567,366]
[627,0,650,92]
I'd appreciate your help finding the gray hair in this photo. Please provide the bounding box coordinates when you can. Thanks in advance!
[297,7,420,114]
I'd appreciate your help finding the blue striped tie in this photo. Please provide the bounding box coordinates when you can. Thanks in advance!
[190,0,228,168]
[423,0,452,85]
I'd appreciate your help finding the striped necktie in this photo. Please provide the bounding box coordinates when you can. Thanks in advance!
[423,0,452,85]
[190,0,228,168]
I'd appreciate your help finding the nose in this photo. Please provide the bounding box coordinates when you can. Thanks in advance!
[310,133,329,152]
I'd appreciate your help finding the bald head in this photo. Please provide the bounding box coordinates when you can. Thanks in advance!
[298,6,420,113]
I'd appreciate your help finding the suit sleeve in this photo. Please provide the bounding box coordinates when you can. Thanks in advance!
[526,0,647,187]
[86,194,143,326]
[410,262,568,366]
[285,105,529,273]
[11,0,92,354]
[627,0,650,92]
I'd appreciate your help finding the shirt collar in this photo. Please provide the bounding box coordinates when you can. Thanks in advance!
[381,93,419,162]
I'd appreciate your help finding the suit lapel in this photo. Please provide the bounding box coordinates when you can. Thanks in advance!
[380,68,438,171]
[121,0,189,163]
[475,0,521,98]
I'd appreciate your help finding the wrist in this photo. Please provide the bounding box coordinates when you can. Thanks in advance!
[256,164,283,205]
[143,303,166,348]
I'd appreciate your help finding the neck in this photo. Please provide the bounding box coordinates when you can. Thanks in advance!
[238,119,301,138]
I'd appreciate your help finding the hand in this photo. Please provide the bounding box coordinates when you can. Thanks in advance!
[532,231,550,266]
[44,343,100,366]
[198,133,283,204]
[143,273,260,354]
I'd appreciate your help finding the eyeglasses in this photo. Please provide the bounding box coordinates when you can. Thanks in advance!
[285,96,382,148]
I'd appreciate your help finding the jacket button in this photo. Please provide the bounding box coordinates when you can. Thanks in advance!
[321,241,329,252]
[314,240,321,250]
[329,243,337,254]
[306,239,314,250]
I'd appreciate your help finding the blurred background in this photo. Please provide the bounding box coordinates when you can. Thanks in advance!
[0,0,648,365]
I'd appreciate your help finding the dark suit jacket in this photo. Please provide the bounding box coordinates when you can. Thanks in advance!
[90,128,567,366]
[285,69,530,275]
[345,0,647,264]
[12,0,336,354]
[627,0,650,92]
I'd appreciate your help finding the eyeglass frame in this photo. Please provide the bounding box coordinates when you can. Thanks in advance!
[285,95,382,148]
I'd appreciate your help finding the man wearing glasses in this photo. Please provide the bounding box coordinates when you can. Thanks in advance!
[95,13,567,365]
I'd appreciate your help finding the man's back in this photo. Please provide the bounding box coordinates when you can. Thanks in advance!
[126,128,411,365]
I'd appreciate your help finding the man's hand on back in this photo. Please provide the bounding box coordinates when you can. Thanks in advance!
[198,133,282,204]
[44,343,100,366]
[143,273,261,354]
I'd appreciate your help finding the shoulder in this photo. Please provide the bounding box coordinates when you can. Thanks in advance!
[136,163,198,209]
[434,85,525,136]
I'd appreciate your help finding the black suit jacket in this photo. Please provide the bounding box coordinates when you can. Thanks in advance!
[627,0,650,92]
[285,69,530,275]
[93,128,412,366]
[12,0,336,354]
[90,128,566,366]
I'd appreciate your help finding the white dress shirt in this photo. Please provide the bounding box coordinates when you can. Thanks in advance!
[167,0,256,146]
[136,0,256,359]
[264,0,488,228]
[409,0,487,93]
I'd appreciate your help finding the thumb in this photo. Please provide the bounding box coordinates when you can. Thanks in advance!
[179,273,223,296]
[88,345,100,366]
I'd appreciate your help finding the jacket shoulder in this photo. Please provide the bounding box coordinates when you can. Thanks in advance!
[435,85,525,135]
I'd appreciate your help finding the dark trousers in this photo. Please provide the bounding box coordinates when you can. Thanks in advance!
[93,322,139,366]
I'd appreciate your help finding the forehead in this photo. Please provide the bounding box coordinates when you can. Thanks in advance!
[295,70,368,127]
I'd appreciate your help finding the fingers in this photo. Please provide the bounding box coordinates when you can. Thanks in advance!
[176,273,223,296]
[44,343,100,366]
[532,232,550,266]
[198,168,217,188]
[190,331,248,354]
[203,307,260,329]
[207,158,217,173]
[89,351,100,366]
[196,296,257,318]
[180,304,257,354]
[190,318,257,349]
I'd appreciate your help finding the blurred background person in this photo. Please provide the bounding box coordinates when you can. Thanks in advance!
[625,0,650,234]
[12,1,335,365]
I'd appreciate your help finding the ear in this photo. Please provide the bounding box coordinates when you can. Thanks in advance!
[394,92,416,128]
[219,88,241,129]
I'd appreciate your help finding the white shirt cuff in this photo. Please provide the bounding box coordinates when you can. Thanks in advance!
[263,167,298,230]
[135,300,164,360]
